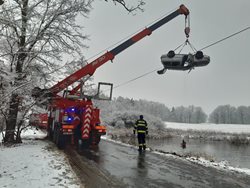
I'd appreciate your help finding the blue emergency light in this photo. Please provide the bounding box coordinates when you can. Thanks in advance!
[65,107,76,113]
[63,115,73,122]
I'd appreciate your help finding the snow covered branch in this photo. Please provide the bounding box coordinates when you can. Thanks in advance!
[106,0,145,12]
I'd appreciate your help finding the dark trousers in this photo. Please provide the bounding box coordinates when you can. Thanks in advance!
[137,133,146,150]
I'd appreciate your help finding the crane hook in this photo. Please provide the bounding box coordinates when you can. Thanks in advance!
[184,15,190,38]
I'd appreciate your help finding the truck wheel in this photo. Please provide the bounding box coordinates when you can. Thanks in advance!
[81,139,90,149]
[91,132,101,146]
[94,136,101,145]
[56,129,65,149]
[53,127,65,149]
[52,127,57,143]
[47,127,53,140]
[47,118,54,140]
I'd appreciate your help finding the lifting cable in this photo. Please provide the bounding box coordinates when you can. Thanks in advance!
[199,26,250,51]
[112,26,250,91]
[113,68,160,90]
[174,39,197,54]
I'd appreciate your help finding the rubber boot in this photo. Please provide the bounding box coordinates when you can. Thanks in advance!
[138,146,142,152]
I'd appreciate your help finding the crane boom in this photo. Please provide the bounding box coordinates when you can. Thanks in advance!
[50,5,189,95]
[33,5,191,150]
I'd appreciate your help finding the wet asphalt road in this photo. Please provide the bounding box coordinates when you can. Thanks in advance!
[71,140,250,188]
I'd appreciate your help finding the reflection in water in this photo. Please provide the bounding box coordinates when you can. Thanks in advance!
[136,151,148,184]
[77,146,101,163]
[137,152,146,169]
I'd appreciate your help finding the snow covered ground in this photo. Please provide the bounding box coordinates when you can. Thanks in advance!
[1,123,250,188]
[165,122,250,134]
[153,148,250,176]
[0,129,81,188]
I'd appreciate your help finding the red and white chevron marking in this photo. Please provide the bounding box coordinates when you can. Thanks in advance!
[81,105,92,139]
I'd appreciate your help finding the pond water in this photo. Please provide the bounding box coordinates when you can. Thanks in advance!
[146,137,250,169]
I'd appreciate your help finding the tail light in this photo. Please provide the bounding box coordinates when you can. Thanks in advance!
[95,125,106,134]
[62,125,74,134]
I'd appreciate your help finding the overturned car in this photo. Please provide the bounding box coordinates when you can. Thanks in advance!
[157,50,210,74]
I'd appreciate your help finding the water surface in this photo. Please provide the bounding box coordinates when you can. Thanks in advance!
[147,137,250,169]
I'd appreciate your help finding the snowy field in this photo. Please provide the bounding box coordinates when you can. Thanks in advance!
[0,129,81,188]
[165,122,250,134]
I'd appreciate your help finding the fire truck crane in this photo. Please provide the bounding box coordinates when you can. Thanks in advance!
[32,5,199,149]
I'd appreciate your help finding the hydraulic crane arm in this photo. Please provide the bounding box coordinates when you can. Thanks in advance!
[50,5,189,95]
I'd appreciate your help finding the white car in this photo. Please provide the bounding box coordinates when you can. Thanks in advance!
[158,51,210,74]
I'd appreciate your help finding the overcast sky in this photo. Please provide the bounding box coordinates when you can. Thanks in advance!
[78,0,250,114]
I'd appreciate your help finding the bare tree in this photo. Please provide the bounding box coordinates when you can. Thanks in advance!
[0,0,145,143]
[106,0,145,12]
[208,105,250,124]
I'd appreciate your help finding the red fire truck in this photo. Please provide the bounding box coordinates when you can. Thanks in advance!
[32,5,202,149]
[30,113,48,129]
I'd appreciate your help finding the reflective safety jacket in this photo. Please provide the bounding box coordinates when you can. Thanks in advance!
[134,119,148,134]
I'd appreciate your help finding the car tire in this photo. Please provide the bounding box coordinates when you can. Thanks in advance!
[195,51,204,59]
[167,50,175,58]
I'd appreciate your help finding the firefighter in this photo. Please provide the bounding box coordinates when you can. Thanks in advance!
[134,115,148,151]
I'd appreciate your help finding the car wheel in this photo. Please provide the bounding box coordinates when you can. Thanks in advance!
[167,50,175,58]
[195,51,204,59]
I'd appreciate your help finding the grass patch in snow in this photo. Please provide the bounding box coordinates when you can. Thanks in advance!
[107,126,173,140]
[107,126,250,145]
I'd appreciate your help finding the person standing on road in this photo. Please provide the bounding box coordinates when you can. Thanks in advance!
[134,115,148,151]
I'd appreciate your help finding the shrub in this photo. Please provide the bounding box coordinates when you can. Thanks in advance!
[103,110,165,130]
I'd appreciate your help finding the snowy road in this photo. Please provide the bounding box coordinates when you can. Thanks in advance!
[66,140,250,188]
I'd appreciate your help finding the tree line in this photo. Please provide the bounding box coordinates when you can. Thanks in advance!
[209,105,250,124]
[95,96,250,125]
